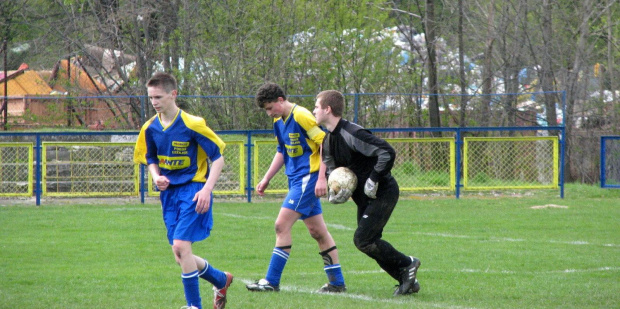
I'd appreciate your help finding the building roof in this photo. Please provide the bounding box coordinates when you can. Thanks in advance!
[0,69,55,96]
[1,44,136,98]
[49,59,109,95]
[0,58,112,97]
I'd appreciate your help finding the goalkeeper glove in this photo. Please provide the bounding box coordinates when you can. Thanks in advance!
[329,187,352,204]
[364,179,378,199]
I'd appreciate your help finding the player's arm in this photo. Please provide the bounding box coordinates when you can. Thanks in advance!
[148,163,170,191]
[256,152,284,196]
[140,127,170,191]
[294,110,327,194]
[193,156,224,214]
[350,130,396,182]
[315,144,327,197]
[347,129,395,198]
[133,116,157,165]
[321,137,336,175]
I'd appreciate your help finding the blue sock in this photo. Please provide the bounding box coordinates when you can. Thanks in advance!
[324,264,345,286]
[198,259,227,289]
[181,271,201,309]
[265,247,289,286]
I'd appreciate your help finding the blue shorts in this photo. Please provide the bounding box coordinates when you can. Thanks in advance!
[160,182,213,245]
[282,172,322,220]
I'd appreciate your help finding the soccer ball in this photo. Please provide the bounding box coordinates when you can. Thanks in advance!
[328,167,357,195]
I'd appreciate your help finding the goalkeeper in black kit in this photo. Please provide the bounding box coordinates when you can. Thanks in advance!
[312,89,421,296]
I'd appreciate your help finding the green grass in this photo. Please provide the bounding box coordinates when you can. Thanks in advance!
[1,184,619,308]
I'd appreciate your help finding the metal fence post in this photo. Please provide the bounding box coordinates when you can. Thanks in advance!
[246,131,253,203]
[560,127,566,198]
[600,136,606,188]
[140,164,145,204]
[455,128,462,199]
[35,134,42,206]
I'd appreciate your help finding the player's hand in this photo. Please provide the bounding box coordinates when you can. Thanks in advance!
[256,179,269,196]
[328,187,351,204]
[193,188,212,214]
[364,179,378,199]
[154,175,170,191]
[315,176,327,197]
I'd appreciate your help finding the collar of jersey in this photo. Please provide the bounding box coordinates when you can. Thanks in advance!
[281,104,297,124]
[159,109,181,131]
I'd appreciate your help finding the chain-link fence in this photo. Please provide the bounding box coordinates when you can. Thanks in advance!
[42,142,138,196]
[9,90,615,185]
[253,140,289,194]
[252,137,456,193]
[0,143,33,196]
[463,137,559,190]
[389,138,456,191]
[601,136,620,188]
[0,128,565,204]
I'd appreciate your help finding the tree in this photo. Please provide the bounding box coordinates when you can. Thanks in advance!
[458,0,467,127]
[480,0,495,128]
[423,0,441,131]
[609,0,619,133]
[538,0,559,128]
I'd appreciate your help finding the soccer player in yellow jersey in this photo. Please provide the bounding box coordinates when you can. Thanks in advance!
[246,83,346,293]
[134,72,233,309]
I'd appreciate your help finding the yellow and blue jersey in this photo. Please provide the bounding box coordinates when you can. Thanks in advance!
[134,110,226,185]
[274,104,325,178]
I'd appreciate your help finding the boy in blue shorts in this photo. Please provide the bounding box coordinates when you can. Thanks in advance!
[134,72,233,309]
[246,83,346,293]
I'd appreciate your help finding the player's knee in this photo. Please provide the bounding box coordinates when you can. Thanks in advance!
[171,242,191,261]
[307,226,323,240]
[354,237,375,254]
[172,251,183,265]
[274,221,290,236]
[356,242,374,254]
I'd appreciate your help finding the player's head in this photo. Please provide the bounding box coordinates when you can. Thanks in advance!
[147,72,177,93]
[316,90,344,117]
[146,72,178,113]
[255,83,286,108]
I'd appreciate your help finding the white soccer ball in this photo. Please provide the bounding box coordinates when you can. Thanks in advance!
[328,167,358,195]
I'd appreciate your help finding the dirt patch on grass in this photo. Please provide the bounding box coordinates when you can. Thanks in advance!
[530,204,569,209]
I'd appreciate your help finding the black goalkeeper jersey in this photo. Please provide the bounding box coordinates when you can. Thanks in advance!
[322,118,396,193]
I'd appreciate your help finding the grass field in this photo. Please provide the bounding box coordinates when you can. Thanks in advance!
[1,184,619,309]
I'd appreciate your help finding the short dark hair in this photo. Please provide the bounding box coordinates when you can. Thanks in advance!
[147,72,177,93]
[317,90,344,117]
[255,83,286,108]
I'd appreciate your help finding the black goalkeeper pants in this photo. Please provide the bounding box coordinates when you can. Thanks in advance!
[351,177,412,281]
